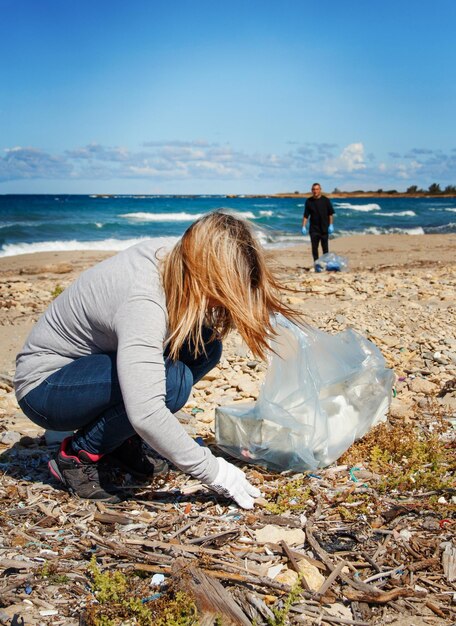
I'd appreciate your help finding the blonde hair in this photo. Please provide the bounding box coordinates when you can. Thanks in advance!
[161,210,297,360]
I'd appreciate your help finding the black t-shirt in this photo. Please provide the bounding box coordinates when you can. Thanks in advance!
[304,196,334,234]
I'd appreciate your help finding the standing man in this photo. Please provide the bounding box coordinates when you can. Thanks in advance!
[301,183,335,262]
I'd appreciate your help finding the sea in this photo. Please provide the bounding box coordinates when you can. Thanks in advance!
[0,194,455,257]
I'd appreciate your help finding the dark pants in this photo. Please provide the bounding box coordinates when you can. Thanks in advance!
[310,232,329,261]
[18,328,222,455]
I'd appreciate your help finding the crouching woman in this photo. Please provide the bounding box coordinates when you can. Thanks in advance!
[14,211,294,507]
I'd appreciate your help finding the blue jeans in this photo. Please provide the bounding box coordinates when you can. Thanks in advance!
[19,328,222,455]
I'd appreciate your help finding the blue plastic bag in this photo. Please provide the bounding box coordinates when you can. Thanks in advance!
[315,252,348,273]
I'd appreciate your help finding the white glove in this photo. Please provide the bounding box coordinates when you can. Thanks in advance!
[208,457,261,509]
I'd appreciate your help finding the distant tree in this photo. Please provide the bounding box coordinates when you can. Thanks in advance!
[444,185,456,194]
[406,185,418,194]
[333,187,341,193]
[293,190,300,194]
[386,189,398,194]
[428,183,441,194]
[376,189,383,194]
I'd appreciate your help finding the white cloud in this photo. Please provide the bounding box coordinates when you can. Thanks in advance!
[1,140,454,190]
[0,147,72,181]
[322,143,366,176]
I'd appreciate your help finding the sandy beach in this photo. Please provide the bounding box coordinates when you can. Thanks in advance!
[1,233,456,431]
[1,233,455,625]
[1,232,455,377]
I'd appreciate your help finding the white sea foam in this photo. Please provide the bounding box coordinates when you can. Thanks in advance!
[233,210,256,219]
[119,209,257,222]
[373,211,416,217]
[0,220,44,229]
[259,210,273,216]
[335,202,381,211]
[95,222,103,228]
[427,222,456,232]
[361,226,424,235]
[252,204,276,208]
[445,208,456,212]
[335,227,425,236]
[0,236,180,258]
[393,227,424,235]
[214,209,258,219]
[120,212,204,222]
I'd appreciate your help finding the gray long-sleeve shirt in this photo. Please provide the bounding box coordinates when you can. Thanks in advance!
[14,241,218,484]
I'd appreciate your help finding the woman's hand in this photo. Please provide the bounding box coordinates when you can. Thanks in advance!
[207,457,261,509]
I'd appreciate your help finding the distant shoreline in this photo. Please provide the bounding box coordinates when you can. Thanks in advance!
[2,192,456,199]
[248,192,456,199]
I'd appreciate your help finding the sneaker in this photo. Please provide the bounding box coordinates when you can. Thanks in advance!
[107,435,169,480]
[48,437,122,503]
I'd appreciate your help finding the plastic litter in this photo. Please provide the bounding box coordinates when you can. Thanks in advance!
[215,314,394,472]
[151,573,165,586]
[314,252,348,273]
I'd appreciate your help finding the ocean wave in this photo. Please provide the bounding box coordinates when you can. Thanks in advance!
[334,202,381,211]
[232,210,256,219]
[445,208,456,213]
[209,209,258,220]
[119,212,204,222]
[373,211,416,217]
[252,204,276,208]
[119,210,258,222]
[361,226,425,235]
[426,222,456,233]
[332,227,425,236]
[0,220,46,229]
[0,236,179,258]
[259,210,273,217]
[391,227,424,235]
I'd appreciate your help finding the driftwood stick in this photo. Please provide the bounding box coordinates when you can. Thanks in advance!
[408,557,439,572]
[131,562,308,595]
[126,537,221,556]
[291,605,371,626]
[172,557,251,626]
[87,532,173,565]
[187,529,239,545]
[93,511,135,525]
[343,587,420,604]
[281,539,312,592]
[244,591,275,621]
[0,575,34,596]
[363,564,404,584]
[306,524,382,594]
[425,600,447,619]
[360,551,381,573]
[315,560,346,599]
[167,515,202,539]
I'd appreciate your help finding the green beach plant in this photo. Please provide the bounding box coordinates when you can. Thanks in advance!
[83,556,199,626]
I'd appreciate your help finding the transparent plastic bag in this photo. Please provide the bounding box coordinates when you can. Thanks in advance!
[215,315,394,472]
[315,252,348,273]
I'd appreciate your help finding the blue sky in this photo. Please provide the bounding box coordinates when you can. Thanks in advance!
[0,0,455,194]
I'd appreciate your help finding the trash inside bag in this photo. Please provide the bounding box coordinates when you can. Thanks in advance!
[315,252,348,273]
[215,315,394,472]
